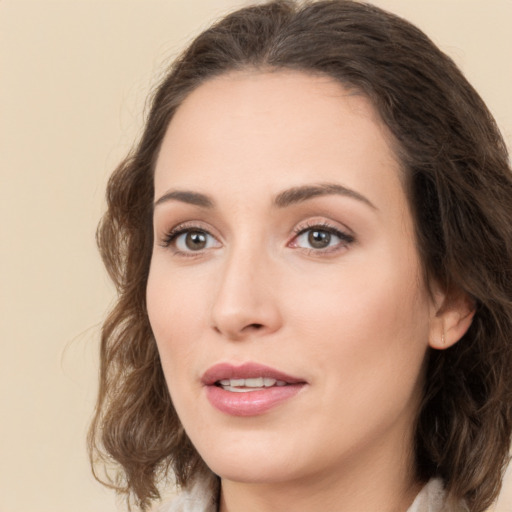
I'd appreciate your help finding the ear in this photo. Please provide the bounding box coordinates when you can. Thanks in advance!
[428,287,476,350]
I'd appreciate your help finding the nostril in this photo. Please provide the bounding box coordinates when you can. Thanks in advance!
[247,323,263,330]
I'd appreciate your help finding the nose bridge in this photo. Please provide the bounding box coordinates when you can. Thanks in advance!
[211,233,280,339]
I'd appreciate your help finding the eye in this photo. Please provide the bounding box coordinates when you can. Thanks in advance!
[290,224,354,252]
[176,230,214,251]
[161,225,221,254]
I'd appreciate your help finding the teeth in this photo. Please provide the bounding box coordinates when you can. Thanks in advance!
[245,377,264,387]
[218,377,288,390]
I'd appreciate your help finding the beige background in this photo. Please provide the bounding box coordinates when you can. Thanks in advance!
[1,1,511,511]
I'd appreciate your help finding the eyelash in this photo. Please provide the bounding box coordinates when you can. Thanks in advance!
[159,221,355,256]
[291,221,355,254]
[159,222,216,256]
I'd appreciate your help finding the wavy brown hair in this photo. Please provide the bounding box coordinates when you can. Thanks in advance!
[89,1,512,510]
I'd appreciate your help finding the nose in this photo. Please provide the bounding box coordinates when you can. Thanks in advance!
[210,244,282,341]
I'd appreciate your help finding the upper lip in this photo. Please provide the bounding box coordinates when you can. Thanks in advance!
[201,362,306,386]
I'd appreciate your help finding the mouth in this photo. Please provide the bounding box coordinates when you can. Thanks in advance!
[202,361,305,387]
[215,377,289,392]
[201,362,307,416]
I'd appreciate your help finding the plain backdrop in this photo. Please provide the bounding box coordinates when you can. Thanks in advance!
[1,1,511,511]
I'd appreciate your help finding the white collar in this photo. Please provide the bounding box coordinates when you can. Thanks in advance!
[407,478,462,512]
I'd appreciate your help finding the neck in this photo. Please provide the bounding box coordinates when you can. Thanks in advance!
[219,424,423,512]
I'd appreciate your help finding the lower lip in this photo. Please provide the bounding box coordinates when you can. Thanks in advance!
[205,384,304,416]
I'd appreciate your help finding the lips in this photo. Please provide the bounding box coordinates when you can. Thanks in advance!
[202,362,307,416]
[201,362,304,386]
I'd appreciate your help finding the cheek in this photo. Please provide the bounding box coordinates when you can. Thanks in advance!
[284,254,431,385]
[284,269,430,448]
[146,270,209,425]
[146,262,209,374]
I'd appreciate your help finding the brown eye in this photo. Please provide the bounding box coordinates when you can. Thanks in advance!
[308,230,331,249]
[169,228,221,253]
[292,225,354,253]
[185,231,208,250]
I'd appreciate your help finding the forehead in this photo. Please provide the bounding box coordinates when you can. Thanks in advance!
[154,70,403,211]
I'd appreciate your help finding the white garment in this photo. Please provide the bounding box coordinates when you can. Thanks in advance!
[407,478,467,512]
[159,477,464,512]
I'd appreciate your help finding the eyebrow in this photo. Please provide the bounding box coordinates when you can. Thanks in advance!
[274,183,377,210]
[153,182,376,211]
[154,190,214,209]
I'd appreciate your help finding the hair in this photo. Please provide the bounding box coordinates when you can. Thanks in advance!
[89,1,512,511]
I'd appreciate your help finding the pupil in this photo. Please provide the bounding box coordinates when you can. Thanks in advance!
[308,230,330,248]
[186,231,207,250]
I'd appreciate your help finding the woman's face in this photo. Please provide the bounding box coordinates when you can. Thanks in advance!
[147,71,438,486]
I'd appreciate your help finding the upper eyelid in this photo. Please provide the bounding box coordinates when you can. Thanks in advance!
[292,225,354,242]
[292,218,354,236]
[294,222,341,232]
[162,220,218,236]
[158,221,220,247]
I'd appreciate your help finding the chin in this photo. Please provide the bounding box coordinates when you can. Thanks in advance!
[192,430,304,484]
[208,457,297,485]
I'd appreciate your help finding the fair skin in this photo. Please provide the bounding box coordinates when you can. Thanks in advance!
[147,71,473,512]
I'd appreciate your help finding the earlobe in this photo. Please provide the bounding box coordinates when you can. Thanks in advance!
[428,291,476,350]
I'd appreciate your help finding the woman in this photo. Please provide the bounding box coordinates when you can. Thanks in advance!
[89,1,512,511]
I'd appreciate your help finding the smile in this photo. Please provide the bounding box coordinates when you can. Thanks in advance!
[217,377,288,392]
[202,363,306,416]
